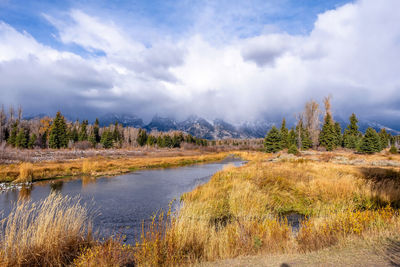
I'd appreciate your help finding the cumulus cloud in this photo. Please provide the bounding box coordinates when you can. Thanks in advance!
[0,0,400,126]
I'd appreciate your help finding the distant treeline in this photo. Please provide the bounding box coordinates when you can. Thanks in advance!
[265,97,399,154]
[0,106,209,149]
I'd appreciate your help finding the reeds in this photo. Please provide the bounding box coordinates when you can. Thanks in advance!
[0,193,93,266]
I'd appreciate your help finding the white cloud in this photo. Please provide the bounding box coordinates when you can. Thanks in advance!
[0,0,400,125]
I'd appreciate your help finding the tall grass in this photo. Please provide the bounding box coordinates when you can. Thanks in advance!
[15,162,34,183]
[131,152,400,265]
[0,193,93,266]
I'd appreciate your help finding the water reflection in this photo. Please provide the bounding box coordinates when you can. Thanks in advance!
[18,185,32,200]
[50,181,64,193]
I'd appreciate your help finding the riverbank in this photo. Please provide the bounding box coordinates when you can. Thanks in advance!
[1,150,400,266]
[0,151,230,183]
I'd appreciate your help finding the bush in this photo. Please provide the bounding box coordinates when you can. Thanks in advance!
[288,144,299,155]
[390,145,398,154]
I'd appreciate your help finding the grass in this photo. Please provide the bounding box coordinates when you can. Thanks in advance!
[130,151,400,265]
[2,150,400,266]
[0,193,93,266]
[0,152,229,183]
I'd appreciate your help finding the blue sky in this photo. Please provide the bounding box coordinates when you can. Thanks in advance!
[0,0,351,56]
[0,0,400,127]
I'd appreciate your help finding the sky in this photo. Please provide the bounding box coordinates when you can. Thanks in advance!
[0,0,400,126]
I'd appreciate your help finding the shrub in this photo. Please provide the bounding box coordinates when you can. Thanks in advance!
[389,145,398,154]
[288,144,299,155]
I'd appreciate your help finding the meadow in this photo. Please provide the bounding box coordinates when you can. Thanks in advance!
[1,150,400,266]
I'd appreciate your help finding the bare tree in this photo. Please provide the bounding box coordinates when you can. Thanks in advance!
[18,105,23,122]
[296,113,303,150]
[303,100,322,149]
[8,105,14,125]
[0,105,6,142]
[323,95,333,122]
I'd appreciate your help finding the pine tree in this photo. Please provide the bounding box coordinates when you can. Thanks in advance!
[15,128,27,148]
[280,118,289,149]
[7,122,18,147]
[288,128,296,147]
[378,128,390,149]
[112,121,121,142]
[137,129,148,146]
[94,118,100,143]
[343,113,361,149]
[288,144,299,155]
[389,144,398,154]
[28,133,37,149]
[49,112,68,149]
[78,120,88,141]
[100,130,113,148]
[301,128,312,150]
[264,126,282,153]
[319,113,336,151]
[88,131,96,147]
[334,122,342,147]
[359,127,382,154]
[146,135,157,146]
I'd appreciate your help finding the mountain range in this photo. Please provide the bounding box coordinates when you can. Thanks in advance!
[24,113,400,140]
[98,113,400,139]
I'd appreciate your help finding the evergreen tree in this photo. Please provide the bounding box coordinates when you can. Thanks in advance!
[49,112,68,149]
[359,127,382,154]
[264,126,282,153]
[319,113,336,151]
[112,121,121,142]
[301,128,312,150]
[334,122,342,147]
[378,128,390,149]
[137,129,148,146]
[163,135,173,148]
[288,144,299,155]
[280,118,289,149]
[71,126,79,142]
[343,113,361,149]
[157,136,163,147]
[172,133,184,148]
[78,120,88,141]
[15,128,27,148]
[88,131,96,147]
[146,135,157,146]
[7,122,18,147]
[389,144,398,154]
[100,130,114,148]
[287,128,296,147]
[94,118,100,143]
[28,133,37,149]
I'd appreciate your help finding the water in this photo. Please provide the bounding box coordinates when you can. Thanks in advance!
[0,158,244,243]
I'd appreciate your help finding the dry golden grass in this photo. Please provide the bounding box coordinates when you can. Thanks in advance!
[131,151,400,265]
[0,152,229,182]
[14,162,34,183]
[0,193,93,266]
[2,150,400,266]
[73,238,135,267]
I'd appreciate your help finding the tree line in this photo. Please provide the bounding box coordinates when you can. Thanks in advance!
[264,97,399,154]
[0,106,209,149]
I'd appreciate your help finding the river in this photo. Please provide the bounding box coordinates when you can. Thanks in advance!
[0,157,244,244]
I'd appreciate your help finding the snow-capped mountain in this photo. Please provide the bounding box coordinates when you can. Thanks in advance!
[98,113,144,128]
[145,115,178,132]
